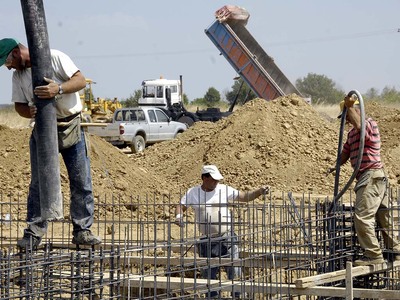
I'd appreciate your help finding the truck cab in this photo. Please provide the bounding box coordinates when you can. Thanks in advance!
[139,78,182,108]
[138,77,201,126]
[138,76,233,126]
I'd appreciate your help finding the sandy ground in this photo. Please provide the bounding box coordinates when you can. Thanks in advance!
[1,95,399,239]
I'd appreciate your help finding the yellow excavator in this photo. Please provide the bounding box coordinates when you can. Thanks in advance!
[80,78,122,123]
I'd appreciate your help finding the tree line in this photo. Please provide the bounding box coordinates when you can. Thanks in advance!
[120,73,400,107]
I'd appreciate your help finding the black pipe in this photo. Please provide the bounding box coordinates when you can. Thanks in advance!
[332,90,365,206]
[229,80,244,112]
[21,0,63,220]
[179,74,187,112]
[327,90,365,273]
[328,107,348,214]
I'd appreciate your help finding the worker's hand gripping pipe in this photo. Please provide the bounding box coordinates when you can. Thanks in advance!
[329,90,365,214]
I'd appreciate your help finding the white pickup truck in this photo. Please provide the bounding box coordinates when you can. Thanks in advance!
[87,107,188,153]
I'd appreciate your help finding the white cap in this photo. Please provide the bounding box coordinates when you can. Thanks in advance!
[201,165,223,180]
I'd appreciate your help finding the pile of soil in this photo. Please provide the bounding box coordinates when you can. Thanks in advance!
[131,95,348,195]
[1,95,399,222]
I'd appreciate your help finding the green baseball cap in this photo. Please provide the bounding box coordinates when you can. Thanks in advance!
[0,38,19,67]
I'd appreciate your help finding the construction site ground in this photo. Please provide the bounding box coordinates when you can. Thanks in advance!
[1,94,400,231]
[1,94,400,299]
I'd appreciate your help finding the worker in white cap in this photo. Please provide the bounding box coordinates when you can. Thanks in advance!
[175,164,269,298]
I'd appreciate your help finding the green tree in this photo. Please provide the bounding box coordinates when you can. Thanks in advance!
[203,87,221,107]
[225,78,256,106]
[380,86,400,103]
[182,93,189,106]
[364,87,380,100]
[295,73,344,104]
[191,97,206,106]
[121,89,141,107]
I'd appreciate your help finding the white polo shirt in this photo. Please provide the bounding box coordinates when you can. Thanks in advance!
[180,184,239,235]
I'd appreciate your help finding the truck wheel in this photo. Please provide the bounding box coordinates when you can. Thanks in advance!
[177,116,195,127]
[174,130,184,138]
[131,136,145,153]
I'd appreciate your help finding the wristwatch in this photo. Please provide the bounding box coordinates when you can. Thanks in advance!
[58,84,64,95]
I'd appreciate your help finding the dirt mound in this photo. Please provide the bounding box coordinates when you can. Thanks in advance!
[0,125,172,220]
[1,95,399,221]
[131,95,350,194]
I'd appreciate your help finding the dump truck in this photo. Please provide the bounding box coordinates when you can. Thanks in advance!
[205,5,302,101]
[140,6,301,126]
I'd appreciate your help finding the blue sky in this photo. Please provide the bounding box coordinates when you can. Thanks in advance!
[0,1,399,105]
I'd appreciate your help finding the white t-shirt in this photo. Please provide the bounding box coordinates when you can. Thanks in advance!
[180,184,239,235]
[11,49,82,118]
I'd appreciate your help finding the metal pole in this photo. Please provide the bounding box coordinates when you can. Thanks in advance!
[21,0,63,220]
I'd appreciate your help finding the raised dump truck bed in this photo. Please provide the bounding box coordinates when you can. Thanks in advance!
[205,5,301,100]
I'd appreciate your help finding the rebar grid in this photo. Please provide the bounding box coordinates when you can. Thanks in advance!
[0,187,399,299]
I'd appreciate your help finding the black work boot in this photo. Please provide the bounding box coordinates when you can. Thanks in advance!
[17,233,42,251]
[72,230,102,245]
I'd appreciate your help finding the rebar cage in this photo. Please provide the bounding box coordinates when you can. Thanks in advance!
[0,186,399,299]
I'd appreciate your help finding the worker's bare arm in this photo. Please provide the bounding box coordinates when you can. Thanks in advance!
[15,102,35,118]
[33,71,86,99]
[237,186,269,203]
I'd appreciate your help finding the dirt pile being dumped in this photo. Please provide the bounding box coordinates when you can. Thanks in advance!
[1,94,399,221]
[131,94,353,195]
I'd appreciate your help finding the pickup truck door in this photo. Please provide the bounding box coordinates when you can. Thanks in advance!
[154,109,175,140]
[147,109,160,141]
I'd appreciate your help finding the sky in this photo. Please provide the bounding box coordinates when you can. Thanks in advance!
[0,1,399,105]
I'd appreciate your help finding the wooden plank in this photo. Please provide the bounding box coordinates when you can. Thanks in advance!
[49,242,316,266]
[345,261,353,300]
[39,248,286,268]
[122,255,293,268]
[118,255,289,269]
[50,240,320,261]
[124,256,262,267]
[296,259,400,288]
[29,272,400,299]
[81,123,108,127]
[124,276,400,299]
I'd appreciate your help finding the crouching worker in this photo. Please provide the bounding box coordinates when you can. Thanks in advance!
[175,165,269,298]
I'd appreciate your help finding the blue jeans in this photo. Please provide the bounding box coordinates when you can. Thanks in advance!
[26,128,94,237]
[198,233,241,297]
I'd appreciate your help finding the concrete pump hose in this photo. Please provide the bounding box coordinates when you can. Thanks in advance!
[333,90,365,206]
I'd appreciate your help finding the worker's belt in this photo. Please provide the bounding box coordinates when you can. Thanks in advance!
[57,112,80,123]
